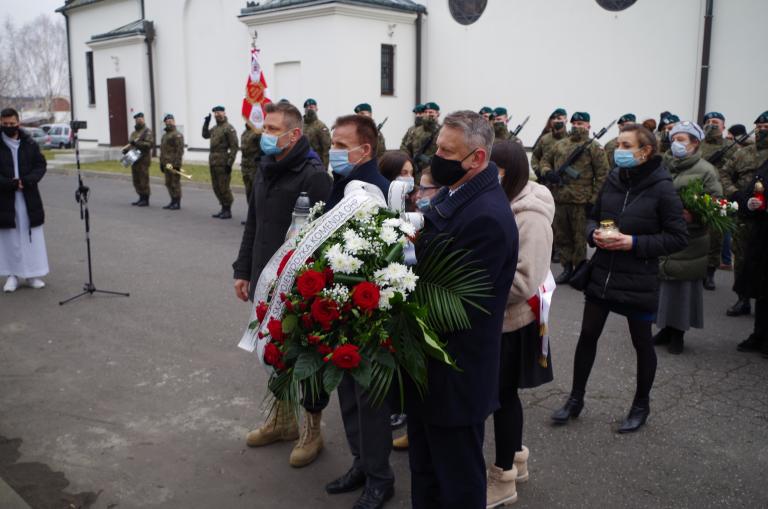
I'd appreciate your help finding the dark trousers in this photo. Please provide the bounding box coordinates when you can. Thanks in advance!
[754,297,767,343]
[338,374,394,490]
[407,408,486,509]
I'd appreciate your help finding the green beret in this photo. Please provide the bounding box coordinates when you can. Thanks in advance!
[354,103,372,113]
[703,111,724,122]
[550,108,567,119]
[667,114,680,124]
[413,104,426,113]
[571,112,590,122]
[493,107,508,117]
[163,113,174,121]
[479,106,493,115]
[211,105,225,112]
[133,112,144,119]
[619,113,636,124]
[303,98,317,108]
[424,102,440,111]
[659,113,679,127]
[278,99,290,104]
[754,111,768,124]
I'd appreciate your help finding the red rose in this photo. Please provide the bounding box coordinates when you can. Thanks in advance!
[300,313,314,330]
[323,267,334,285]
[352,281,380,312]
[307,334,322,345]
[285,300,295,312]
[267,318,285,343]
[255,301,268,322]
[311,298,340,329]
[297,269,326,298]
[331,344,362,370]
[317,344,333,357]
[277,250,295,277]
[263,342,282,367]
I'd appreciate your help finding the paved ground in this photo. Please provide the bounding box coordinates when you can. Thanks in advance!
[1,172,766,509]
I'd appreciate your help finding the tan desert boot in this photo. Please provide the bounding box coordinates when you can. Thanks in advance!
[288,411,323,468]
[486,464,518,508]
[514,445,529,483]
[246,401,299,447]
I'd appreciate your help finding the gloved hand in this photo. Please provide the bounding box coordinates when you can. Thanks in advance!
[204,114,212,124]
[130,140,137,147]
[225,164,232,175]
[541,171,562,185]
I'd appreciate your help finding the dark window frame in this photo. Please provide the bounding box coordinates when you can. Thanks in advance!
[380,44,395,96]
[86,51,96,106]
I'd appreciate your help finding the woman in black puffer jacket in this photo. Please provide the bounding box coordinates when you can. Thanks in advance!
[552,124,689,433]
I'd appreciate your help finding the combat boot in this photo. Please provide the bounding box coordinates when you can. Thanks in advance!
[162,200,174,210]
[289,411,323,468]
[726,296,751,317]
[246,401,299,447]
[136,195,149,207]
[555,264,573,285]
[168,199,180,210]
[131,195,143,206]
[514,446,529,483]
[486,464,518,508]
[219,207,232,220]
[211,208,224,218]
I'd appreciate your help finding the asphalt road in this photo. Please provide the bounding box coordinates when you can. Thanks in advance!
[0,172,766,509]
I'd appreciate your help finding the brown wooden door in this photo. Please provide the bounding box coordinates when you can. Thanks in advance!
[107,77,128,146]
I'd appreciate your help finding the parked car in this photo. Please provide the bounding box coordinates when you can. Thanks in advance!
[46,124,73,149]
[23,127,51,148]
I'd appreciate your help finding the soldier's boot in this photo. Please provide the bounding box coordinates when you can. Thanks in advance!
[555,263,573,285]
[289,411,323,468]
[162,200,174,210]
[246,401,299,447]
[486,464,518,508]
[131,195,143,206]
[514,446,529,483]
[219,207,232,220]
[726,296,751,317]
[211,208,224,218]
[136,195,149,207]
[703,267,716,291]
[168,199,180,211]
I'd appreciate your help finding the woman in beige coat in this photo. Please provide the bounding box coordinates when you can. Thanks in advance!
[486,141,555,508]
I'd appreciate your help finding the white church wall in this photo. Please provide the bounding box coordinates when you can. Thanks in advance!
[68,0,142,142]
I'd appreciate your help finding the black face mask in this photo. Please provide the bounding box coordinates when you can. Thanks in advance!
[430,149,477,187]
[552,121,565,131]
[135,124,143,131]
[414,116,423,127]
[1,126,19,137]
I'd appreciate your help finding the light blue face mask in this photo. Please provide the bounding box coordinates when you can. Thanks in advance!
[614,149,640,168]
[329,146,365,176]
[416,197,431,211]
[260,131,288,155]
[671,140,689,159]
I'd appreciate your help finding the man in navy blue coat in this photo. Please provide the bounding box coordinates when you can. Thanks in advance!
[407,110,519,509]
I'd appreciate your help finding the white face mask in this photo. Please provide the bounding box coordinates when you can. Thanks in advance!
[671,140,690,159]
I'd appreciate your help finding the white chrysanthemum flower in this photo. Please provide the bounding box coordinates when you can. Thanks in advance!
[343,229,371,254]
[398,221,416,237]
[374,262,418,294]
[324,244,363,274]
[378,287,397,310]
[380,226,400,245]
[353,201,380,221]
[308,201,326,221]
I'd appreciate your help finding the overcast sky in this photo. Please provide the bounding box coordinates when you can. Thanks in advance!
[2,0,64,26]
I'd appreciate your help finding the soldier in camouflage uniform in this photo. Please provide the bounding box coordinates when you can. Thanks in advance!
[202,105,239,219]
[531,108,568,177]
[540,111,610,284]
[124,112,153,207]
[656,112,679,155]
[479,106,493,122]
[354,103,386,158]
[400,103,425,153]
[490,106,523,146]
[303,98,331,167]
[605,113,636,168]
[402,102,441,183]
[721,111,768,317]
[240,120,262,199]
[159,114,184,210]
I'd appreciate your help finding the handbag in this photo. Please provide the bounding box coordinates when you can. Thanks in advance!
[569,258,593,291]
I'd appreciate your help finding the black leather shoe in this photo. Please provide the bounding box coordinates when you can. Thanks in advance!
[211,209,224,218]
[726,297,751,317]
[131,196,142,206]
[703,268,716,291]
[390,413,407,430]
[737,335,762,352]
[667,331,684,354]
[162,201,174,209]
[618,404,650,433]
[168,200,180,210]
[219,208,232,219]
[136,195,149,207]
[326,467,367,495]
[551,396,583,424]
[352,485,394,509]
[653,328,672,346]
[555,264,573,285]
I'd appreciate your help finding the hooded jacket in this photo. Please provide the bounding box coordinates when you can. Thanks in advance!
[0,130,47,229]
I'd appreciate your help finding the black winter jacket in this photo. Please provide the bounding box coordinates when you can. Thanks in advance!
[0,131,47,229]
[585,156,689,313]
[734,165,768,299]
[232,136,332,300]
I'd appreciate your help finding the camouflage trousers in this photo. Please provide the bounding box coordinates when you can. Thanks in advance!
[210,165,233,208]
[707,226,723,269]
[241,166,257,200]
[554,203,587,267]
[164,167,182,200]
[131,159,151,196]
[732,221,754,293]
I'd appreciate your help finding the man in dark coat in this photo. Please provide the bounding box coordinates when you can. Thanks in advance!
[407,110,519,509]
[232,101,332,467]
[323,114,394,509]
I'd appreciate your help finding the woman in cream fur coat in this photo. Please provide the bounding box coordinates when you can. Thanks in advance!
[486,140,555,508]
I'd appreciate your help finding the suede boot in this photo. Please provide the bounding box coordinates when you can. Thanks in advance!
[289,411,323,468]
[246,401,299,447]
[514,446,529,483]
[486,464,518,508]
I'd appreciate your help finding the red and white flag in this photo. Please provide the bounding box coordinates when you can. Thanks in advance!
[241,48,271,128]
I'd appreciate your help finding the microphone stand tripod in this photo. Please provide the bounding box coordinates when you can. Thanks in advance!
[59,127,130,305]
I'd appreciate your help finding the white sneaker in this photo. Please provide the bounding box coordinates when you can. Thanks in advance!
[3,275,19,293]
[27,278,46,289]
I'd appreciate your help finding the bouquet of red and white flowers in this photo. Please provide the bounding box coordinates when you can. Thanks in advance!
[249,194,490,411]
[679,178,738,233]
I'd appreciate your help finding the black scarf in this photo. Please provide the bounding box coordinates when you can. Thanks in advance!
[262,136,310,180]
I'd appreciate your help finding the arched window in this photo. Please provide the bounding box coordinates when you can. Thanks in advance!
[449,0,488,26]
[596,0,638,11]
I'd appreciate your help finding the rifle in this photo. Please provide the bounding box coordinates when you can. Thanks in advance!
[376,117,389,132]
[548,119,617,182]
[414,129,437,171]
[706,127,756,166]
[512,115,530,137]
